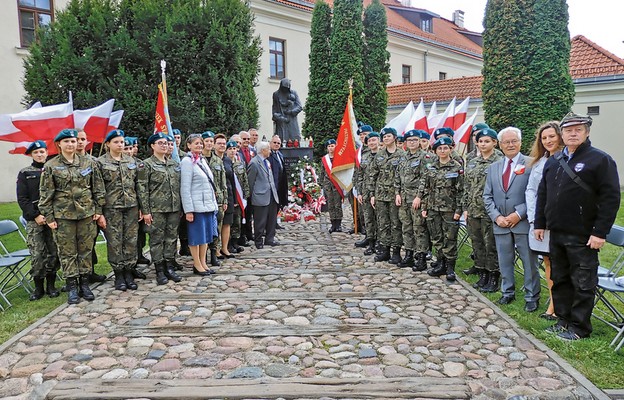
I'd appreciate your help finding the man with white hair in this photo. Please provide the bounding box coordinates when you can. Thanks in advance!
[248,141,280,248]
[483,127,540,312]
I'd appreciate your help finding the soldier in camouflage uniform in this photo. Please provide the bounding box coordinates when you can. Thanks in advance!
[137,132,182,286]
[356,132,380,255]
[98,130,140,292]
[204,132,228,264]
[462,128,502,291]
[394,130,433,271]
[353,125,372,245]
[39,129,106,304]
[432,127,464,166]
[466,123,504,164]
[16,141,60,301]
[228,140,249,252]
[369,127,405,263]
[421,136,464,281]
[125,137,151,273]
[319,139,344,233]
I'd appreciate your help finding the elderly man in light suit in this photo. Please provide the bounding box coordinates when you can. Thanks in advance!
[484,127,541,312]
[248,141,280,249]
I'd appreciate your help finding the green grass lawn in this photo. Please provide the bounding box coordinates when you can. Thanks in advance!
[0,198,623,389]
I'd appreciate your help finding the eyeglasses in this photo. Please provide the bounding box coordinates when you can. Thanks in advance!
[154,141,168,146]
[242,138,250,141]
[501,139,520,146]
[272,141,281,144]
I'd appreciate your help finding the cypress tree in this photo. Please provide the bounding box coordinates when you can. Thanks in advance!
[362,0,389,131]
[482,0,574,150]
[302,1,332,146]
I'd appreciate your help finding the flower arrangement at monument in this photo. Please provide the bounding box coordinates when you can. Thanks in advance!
[284,156,326,222]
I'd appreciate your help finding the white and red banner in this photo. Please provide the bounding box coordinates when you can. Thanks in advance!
[453,97,470,131]
[233,173,247,223]
[330,94,359,191]
[405,99,428,133]
[384,100,414,135]
[322,154,345,199]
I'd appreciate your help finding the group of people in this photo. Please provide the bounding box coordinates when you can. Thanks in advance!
[17,126,289,305]
[321,112,619,340]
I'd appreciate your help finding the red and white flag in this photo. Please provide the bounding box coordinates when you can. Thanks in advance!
[405,99,428,132]
[427,101,439,133]
[330,94,359,191]
[10,99,74,142]
[442,97,456,128]
[106,110,124,133]
[453,97,470,131]
[384,100,414,135]
[74,99,115,144]
[233,173,247,223]
[453,108,479,155]
[430,101,454,143]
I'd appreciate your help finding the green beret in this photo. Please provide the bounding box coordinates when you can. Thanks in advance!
[396,135,405,143]
[380,127,397,137]
[475,128,498,142]
[433,127,454,139]
[560,112,592,128]
[25,140,47,155]
[471,122,489,134]
[165,134,174,142]
[172,128,182,136]
[325,139,337,147]
[432,136,453,150]
[104,129,124,143]
[202,131,215,139]
[358,125,373,134]
[124,137,133,147]
[147,132,167,146]
[226,140,238,149]
[366,132,380,140]
[404,129,429,140]
[54,129,78,142]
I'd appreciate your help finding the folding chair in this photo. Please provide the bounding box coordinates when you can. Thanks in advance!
[593,225,624,332]
[457,216,472,252]
[611,324,624,352]
[0,219,33,294]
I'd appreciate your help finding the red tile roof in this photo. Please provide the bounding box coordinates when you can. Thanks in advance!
[570,35,624,79]
[388,35,624,106]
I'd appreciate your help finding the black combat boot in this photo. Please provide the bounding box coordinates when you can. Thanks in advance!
[155,262,169,285]
[46,273,60,298]
[374,246,391,262]
[388,247,402,265]
[446,259,457,282]
[179,239,191,257]
[137,254,151,265]
[66,277,80,304]
[131,265,147,280]
[113,270,127,291]
[78,275,95,301]
[472,269,489,290]
[412,252,428,272]
[124,268,138,290]
[364,239,376,256]
[354,237,370,248]
[29,277,45,301]
[481,271,500,293]
[463,265,479,275]
[428,256,446,277]
[397,250,414,268]
[209,248,221,267]
[88,271,107,283]
[169,258,183,271]
[164,262,182,283]
[334,220,342,232]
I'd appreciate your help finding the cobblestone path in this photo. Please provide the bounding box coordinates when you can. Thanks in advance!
[0,217,607,399]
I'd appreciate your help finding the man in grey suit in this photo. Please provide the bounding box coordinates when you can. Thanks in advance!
[484,127,541,312]
[248,141,280,249]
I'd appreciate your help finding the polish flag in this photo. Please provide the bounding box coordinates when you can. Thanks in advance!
[106,110,124,133]
[0,102,43,143]
[384,101,414,135]
[331,94,359,191]
[11,99,74,142]
[8,139,58,156]
[442,97,456,128]
[405,99,428,132]
[453,97,470,131]
[453,108,479,154]
[430,101,454,143]
[74,99,115,144]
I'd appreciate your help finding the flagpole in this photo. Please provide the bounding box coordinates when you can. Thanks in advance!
[348,78,358,235]
[160,60,180,162]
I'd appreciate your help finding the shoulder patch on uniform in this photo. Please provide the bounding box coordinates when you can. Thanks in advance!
[138,162,145,170]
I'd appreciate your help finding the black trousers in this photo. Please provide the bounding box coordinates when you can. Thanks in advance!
[243,199,254,240]
[253,200,278,245]
[550,231,599,337]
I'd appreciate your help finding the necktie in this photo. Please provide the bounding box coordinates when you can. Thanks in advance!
[502,158,513,191]
[264,158,271,172]
[243,147,250,163]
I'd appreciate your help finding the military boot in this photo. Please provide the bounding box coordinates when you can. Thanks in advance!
[131,265,147,280]
[374,246,391,262]
[388,247,402,265]
[78,275,95,301]
[179,238,191,257]
[164,262,182,283]
[124,268,138,290]
[472,269,489,290]
[364,239,376,256]
[428,256,446,277]
[113,270,127,291]
[412,252,428,272]
[354,237,370,248]
[397,250,414,268]
[209,248,221,267]
[155,262,169,285]
[446,259,457,282]
[463,265,479,275]
[169,258,183,271]
[66,277,80,305]
[29,277,45,301]
[334,219,342,232]
[46,273,60,298]
[481,271,500,293]
[137,254,151,266]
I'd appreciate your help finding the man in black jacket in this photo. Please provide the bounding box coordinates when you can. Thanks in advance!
[268,135,289,228]
[534,112,620,341]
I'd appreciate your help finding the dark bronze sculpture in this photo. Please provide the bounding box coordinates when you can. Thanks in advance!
[272,78,302,142]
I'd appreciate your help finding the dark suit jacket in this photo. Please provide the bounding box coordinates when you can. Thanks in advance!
[238,146,256,167]
[269,150,289,207]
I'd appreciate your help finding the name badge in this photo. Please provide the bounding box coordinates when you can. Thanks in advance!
[213,165,222,171]
[410,160,421,167]
[128,163,137,170]
[445,172,459,179]
[54,166,66,170]
[26,175,38,179]
[80,167,92,176]
[174,166,181,172]
[391,159,399,166]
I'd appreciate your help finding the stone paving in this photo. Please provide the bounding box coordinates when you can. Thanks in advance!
[0,217,605,399]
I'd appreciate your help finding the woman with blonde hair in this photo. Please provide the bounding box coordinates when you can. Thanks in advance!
[526,121,564,320]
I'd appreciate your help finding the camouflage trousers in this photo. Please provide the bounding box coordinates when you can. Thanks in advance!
[103,207,139,272]
[426,210,459,261]
[362,195,377,240]
[26,220,59,278]
[398,202,429,253]
[230,206,242,241]
[376,200,402,247]
[326,188,343,220]
[466,216,499,272]
[53,217,97,278]
[147,212,179,264]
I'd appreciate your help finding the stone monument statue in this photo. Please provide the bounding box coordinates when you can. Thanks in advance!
[272,78,303,142]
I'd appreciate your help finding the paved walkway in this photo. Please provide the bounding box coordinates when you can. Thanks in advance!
[0,216,608,399]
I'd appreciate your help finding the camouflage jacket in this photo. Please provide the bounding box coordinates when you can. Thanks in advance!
[206,152,227,205]
[352,146,369,195]
[466,148,503,164]
[137,155,181,215]
[462,153,502,218]
[394,149,433,200]
[369,146,406,202]
[97,153,139,209]
[421,159,464,214]
[356,149,376,199]
[233,158,249,199]
[39,154,106,223]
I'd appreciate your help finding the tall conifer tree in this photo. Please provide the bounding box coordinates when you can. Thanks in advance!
[362,0,389,131]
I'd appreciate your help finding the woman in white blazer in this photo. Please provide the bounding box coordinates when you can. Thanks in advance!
[180,134,219,276]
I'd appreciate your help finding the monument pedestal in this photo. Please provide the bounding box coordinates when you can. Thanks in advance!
[281,147,314,178]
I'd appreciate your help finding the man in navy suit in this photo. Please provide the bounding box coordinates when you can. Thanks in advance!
[484,127,540,312]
